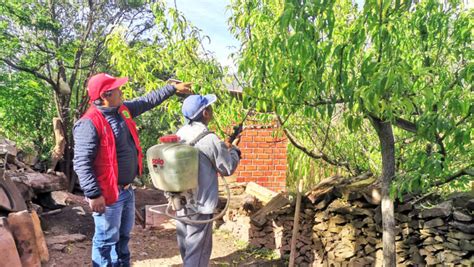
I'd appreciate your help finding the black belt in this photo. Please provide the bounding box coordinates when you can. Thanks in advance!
[118,184,131,190]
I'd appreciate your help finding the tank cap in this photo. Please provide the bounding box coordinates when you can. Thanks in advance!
[159,134,180,143]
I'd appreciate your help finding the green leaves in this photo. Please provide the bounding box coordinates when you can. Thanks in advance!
[278,2,294,30]
[106,1,241,158]
[0,72,54,156]
[230,0,473,194]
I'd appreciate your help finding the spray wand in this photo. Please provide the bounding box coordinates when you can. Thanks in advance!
[228,106,253,143]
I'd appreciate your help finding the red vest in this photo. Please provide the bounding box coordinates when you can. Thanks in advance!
[82,105,143,205]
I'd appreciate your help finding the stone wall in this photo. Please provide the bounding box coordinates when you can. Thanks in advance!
[220,177,474,266]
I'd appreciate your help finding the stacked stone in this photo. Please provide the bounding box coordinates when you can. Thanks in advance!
[308,198,383,266]
[220,189,474,266]
[411,200,474,265]
[274,204,316,265]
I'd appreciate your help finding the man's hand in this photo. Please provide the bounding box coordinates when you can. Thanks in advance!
[174,82,193,95]
[225,134,241,149]
[88,196,106,213]
[232,137,241,146]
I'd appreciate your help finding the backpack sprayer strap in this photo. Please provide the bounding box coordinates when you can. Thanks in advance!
[183,130,232,224]
[189,130,214,146]
[189,130,228,176]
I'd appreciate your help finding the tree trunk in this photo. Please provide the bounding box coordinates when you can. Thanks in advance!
[371,117,396,267]
[47,117,66,173]
[55,91,75,191]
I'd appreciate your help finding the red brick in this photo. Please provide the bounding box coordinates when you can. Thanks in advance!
[246,142,258,148]
[240,159,252,165]
[275,176,286,181]
[258,142,271,148]
[264,149,275,155]
[246,130,258,136]
[277,142,287,148]
[275,165,286,171]
[264,136,276,142]
[244,153,257,159]
[246,165,256,171]
[257,165,269,171]
[253,171,265,177]
[258,154,269,159]
[254,136,266,142]
[275,153,286,159]
[240,136,253,142]
[239,148,253,154]
[244,177,254,182]
[264,171,273,176]
[258,131,271,137]
[275,175,286,180]
[263,159,273,165]
[256,177,268,182]
[253,159,264,165]
[238,171,252,177]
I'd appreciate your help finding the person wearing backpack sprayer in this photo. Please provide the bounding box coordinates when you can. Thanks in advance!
[176,94,241,267]
[73,73,192,267]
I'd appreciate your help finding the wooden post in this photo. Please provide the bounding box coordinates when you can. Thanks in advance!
[31,210,49,263]
[289,179,304,267]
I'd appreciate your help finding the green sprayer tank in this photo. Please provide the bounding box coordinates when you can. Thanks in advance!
[146,134,199,192]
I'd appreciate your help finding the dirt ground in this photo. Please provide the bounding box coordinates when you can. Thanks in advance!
[40,188,284,267]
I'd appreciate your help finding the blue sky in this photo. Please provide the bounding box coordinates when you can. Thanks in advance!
[166,0,240,70]
[166,0,367,70]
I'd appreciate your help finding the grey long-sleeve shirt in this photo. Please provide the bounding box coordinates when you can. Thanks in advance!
[176,122,241,214]
[73,85,176,199]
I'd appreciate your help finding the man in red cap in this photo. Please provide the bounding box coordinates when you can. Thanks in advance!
[73,73,192,266]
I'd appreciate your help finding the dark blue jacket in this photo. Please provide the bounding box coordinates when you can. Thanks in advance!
[73,85,176,198]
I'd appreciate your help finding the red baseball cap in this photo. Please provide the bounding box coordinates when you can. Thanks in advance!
[87,73,128,101]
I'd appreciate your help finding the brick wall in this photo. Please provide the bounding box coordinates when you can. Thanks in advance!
[235,125,287,192]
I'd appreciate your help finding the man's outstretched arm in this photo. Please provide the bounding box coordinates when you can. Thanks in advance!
[125,82,192,117]
[124,84,176,118]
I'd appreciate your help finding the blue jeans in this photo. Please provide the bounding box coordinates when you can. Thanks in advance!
[92,187,135,267]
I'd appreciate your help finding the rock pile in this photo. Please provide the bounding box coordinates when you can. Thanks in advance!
[220,175,474,266]
[1,137,69,266]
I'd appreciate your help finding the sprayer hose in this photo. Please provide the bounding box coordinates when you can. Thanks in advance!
[150,175,231,225]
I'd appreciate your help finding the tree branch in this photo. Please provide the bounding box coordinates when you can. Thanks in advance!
[435,133,446,165]
[69,0,95,90]
[276,114,353,171]
[454,112,472,128]
[394,117,417,133]
[432,167,474,187]
[1,58,57,90]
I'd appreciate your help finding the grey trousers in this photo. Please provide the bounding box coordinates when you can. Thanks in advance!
[176,213,214,267]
